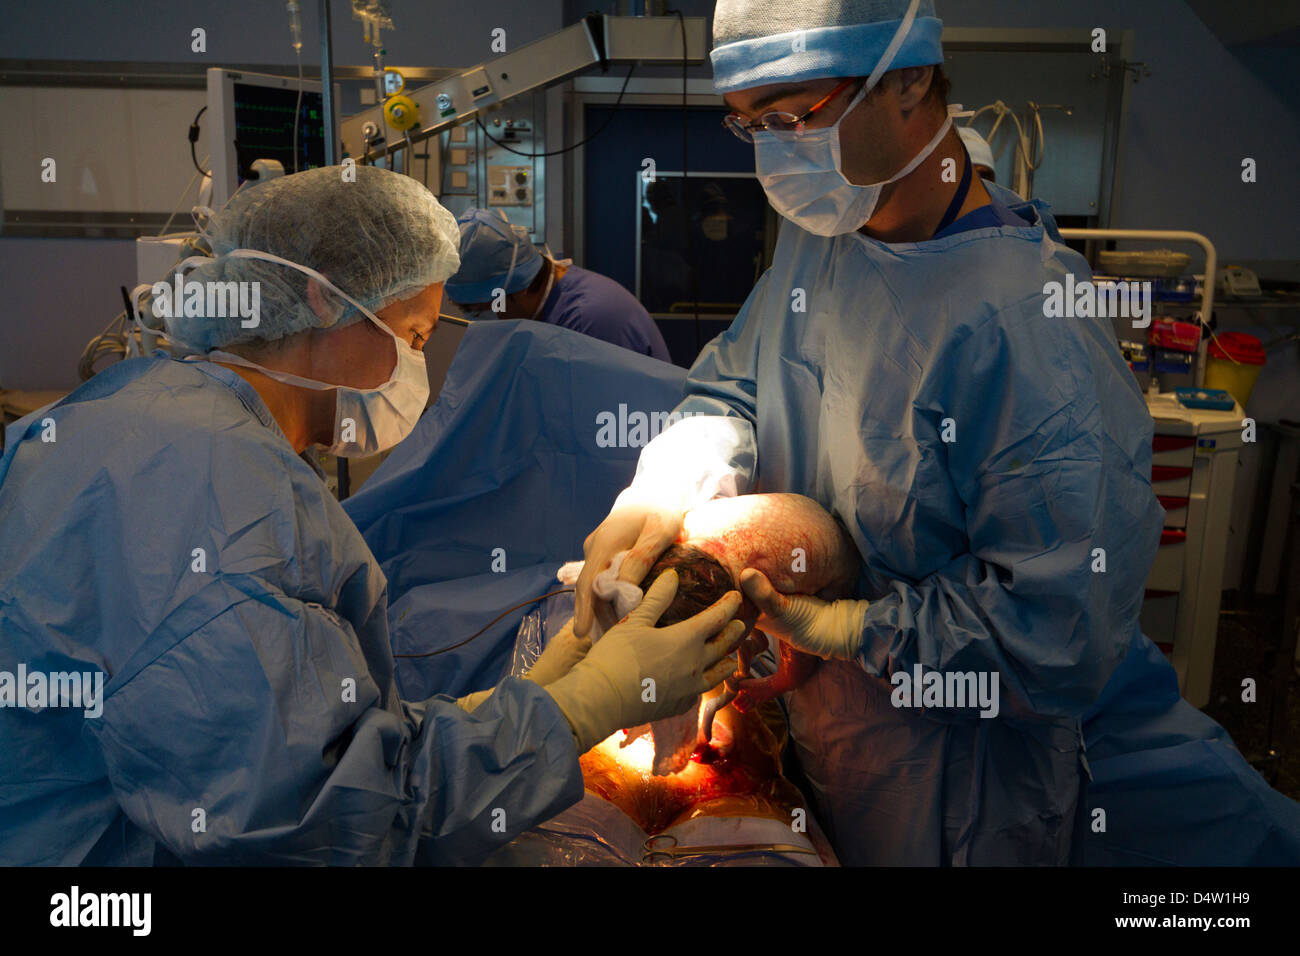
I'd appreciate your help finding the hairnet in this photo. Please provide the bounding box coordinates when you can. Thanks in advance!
[167,165,460,352]
[711,0,943,94]
[958,126,996,172]
[443,208,544,304]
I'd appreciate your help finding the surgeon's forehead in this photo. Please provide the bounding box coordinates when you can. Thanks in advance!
[724,78,840,114]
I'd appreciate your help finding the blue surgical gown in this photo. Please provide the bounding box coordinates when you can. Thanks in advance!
[540,265,671,362]
[623,183,1300,864]
[0,356,582,865]
[344,320,689,704]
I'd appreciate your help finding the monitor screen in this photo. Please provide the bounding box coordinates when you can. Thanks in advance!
[231,81,325,184]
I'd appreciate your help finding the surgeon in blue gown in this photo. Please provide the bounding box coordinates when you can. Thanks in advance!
[444,208,671,361]
[0,166,745,865]
[574,0,1300,865]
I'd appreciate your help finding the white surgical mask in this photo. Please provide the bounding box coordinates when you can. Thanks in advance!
[207,249,430,457]
[751,0,954,237]
[755,96,955,237]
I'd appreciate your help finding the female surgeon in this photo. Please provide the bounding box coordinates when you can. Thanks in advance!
[0,165,745,865]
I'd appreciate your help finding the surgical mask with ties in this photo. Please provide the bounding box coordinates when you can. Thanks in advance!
[529,259,556,320]
[755,93,957,236]
[751,0,954,237]
[500,236,558,322]
[205,249,430,457]
[466,249,559,321]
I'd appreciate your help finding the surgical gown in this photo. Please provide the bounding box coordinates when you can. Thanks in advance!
[540,265,671,362]
[344,320,688,705]
[622,183,1300,864]
[0,356,582,865]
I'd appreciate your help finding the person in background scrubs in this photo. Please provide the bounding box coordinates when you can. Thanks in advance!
[0,165,745,865]
[444,208,671,361]
[573,0,1300,865]
[957,125,996,181]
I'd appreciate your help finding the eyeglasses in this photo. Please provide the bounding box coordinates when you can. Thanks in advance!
[722,78,859,143]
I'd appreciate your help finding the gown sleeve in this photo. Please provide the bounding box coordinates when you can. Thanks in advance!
[616,271,771,512]
[89,582,583,865]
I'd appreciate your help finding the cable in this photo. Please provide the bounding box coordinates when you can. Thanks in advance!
[80,284,178,382]
[77,311,126,381]
[86,151,209,380]
[292,51,304,172]
[158,153,210,237]
[1025,101,1046,172]
[1199,314,1242,367]
[668,8,701,355]
[393,588,575,659]
[188,105,209,176]
[288,0,305,172]
[474,61,638,159]
[78,300,132,382]
[969,100,1033,197]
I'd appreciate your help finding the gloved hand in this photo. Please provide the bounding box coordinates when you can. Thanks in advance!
[456,619,593,713]
[455,688,494,712]
[546,569,746,753]
[740,568,869,661]
[574,497,685,637]
[523,618,591,686]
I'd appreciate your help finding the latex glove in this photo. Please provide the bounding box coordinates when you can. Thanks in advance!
[523,618,591,686]
[574,498,684,637]
[455,620,593,713]
[546,569,746,753]
[739,568,869,661]
[455,688,493,713]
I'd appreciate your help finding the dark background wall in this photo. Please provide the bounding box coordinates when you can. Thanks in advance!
[1,0,1296,387]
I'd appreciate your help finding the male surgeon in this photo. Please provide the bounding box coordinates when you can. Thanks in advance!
[445,208,670,361]
[573,0,1300,865]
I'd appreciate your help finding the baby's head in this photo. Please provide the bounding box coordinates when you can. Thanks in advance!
[640,545,758,630]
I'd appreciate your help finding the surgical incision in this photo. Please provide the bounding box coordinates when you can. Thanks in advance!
[580,689,806,835]
[577,493,860,834]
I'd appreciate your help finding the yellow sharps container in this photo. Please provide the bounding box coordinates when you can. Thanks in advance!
[1204,332,1266,407]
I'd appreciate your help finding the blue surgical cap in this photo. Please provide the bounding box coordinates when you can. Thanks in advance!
[443,208,544,304]
[164,165,460,352]
[711,0,944,94]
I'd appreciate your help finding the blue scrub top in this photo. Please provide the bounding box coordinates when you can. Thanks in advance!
[933,192,1028,239]
[540,265,671,362]
[0,355,582,865]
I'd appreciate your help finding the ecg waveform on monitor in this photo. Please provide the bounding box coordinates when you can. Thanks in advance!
[233,83,326,179]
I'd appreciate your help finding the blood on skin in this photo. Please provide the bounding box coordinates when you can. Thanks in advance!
[579,686,806,835]
[575,494,860,833]
[640,493,859,717]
